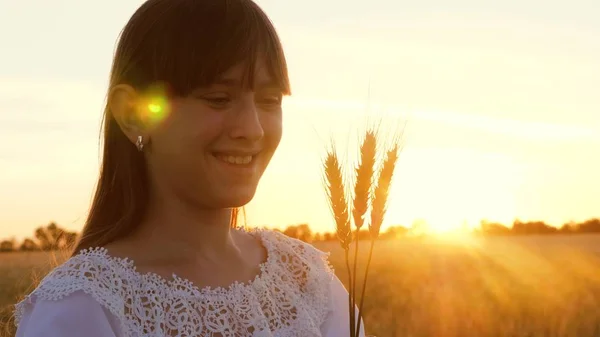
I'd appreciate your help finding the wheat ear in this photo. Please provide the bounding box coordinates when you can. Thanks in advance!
[350,129,377,336]
[355,143,400,337]
[323,147,352,250]
[323,147,355,337]
[369,143,399,239]
[352,129,377,230]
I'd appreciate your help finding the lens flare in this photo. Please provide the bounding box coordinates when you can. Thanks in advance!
[136,83,171,129]
[148,103,162,114]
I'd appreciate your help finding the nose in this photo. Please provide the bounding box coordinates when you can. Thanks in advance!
[228,95,265,141]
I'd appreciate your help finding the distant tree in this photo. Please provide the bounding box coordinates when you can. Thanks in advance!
[53,231,78,250]
[380,226,408,239]
[478,220,511,236]
[34,222,78,251]
[322,232,334,241]
[410,219,430,236]
[297,224,313,242]
[354,229,370,241]
[313,233,323,242]
[35,225,53,250]
[559,221,577,234]
[283,225,298,239]
[512,219,557,235]
[0,239,15,252]
[20,238,40,251]
[283,224,313,242]
[577,218,600,233]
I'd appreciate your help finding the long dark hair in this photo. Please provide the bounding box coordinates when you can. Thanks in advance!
[71,0,290,256]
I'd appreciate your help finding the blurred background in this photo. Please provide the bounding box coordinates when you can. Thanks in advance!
[1,0,599,336]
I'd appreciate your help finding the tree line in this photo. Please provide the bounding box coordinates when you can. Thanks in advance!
[1,217,599,252]
[0,222,408,252]
[0,222,78,252]
[280,218,600,242]
[475,218,600,236]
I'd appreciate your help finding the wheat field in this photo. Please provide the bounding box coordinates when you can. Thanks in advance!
[2,234,600,337]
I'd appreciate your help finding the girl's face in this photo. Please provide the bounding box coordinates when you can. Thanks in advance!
[146,60,283,209]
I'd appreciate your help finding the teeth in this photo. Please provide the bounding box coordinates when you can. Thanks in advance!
[218,155,253,165]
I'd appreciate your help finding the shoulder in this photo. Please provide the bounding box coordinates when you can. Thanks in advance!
[14,290,122,337]
[258,229,364,335]
[259,228,330,257]
[14,248,130,332]
[260,229,336,297]
[259,228,334,274]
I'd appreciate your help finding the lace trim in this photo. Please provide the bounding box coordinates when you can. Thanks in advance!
[13,228,335,337]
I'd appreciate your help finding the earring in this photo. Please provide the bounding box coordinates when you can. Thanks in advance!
[136,135,144,152]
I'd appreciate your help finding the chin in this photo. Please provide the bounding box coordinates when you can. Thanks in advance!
[215,187,257,208]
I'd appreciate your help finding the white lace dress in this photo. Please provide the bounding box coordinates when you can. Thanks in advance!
[13,228,365,337]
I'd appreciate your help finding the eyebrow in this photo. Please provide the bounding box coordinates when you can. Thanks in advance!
[212,78,282,90]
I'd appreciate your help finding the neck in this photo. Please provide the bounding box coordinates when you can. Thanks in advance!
[130,189,239,258]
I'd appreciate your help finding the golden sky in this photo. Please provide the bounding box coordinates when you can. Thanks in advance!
[0,0,599,239]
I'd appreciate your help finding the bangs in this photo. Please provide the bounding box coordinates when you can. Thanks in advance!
[118,0,290,96]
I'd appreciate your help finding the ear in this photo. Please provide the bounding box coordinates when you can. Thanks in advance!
[108,84,146,145]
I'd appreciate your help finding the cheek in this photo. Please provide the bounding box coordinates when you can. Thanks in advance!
[154,101,225,151]
[262,112,283,145]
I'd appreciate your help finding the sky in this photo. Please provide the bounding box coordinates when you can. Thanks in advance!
[0,0,599,240]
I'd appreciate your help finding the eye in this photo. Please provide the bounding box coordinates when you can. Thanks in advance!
[207,97,230,104]
[256,93,282,108]
[202,95,232,108]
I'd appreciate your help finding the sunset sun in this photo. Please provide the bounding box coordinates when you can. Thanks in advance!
[384,148,521,236]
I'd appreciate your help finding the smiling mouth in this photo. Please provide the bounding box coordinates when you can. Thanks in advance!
[213,153,256,165]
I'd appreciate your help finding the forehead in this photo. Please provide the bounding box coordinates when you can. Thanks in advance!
[214,59,277,89]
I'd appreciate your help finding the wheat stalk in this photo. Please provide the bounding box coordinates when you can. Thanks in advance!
[350,129,377,336]
[324,124,403,337]
[323,145,355,336]
[355,143,400,337]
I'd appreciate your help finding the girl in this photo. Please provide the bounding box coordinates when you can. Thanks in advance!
[13,0,365,336]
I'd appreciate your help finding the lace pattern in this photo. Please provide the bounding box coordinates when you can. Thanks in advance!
[14,228,335,337]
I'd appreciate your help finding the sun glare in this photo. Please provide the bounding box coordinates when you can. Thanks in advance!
[385,148,522,237]
[148,103,162,114]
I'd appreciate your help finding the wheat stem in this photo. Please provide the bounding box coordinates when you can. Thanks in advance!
[351,230,358,335]
[322,145,354,336]
[345,248,355,337]
[351,130,377,335]
[357,142,400,337]
[355,238,375,337]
